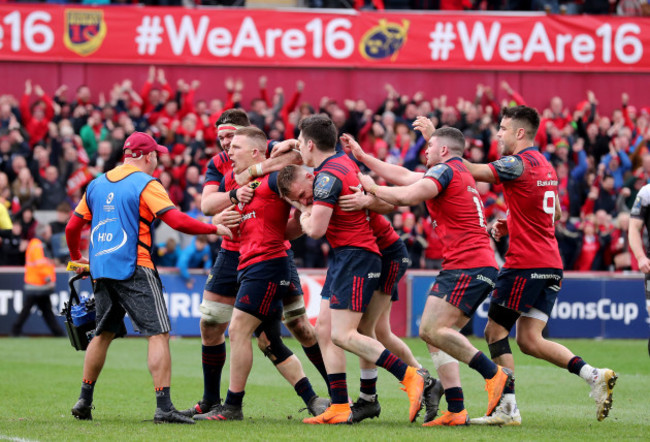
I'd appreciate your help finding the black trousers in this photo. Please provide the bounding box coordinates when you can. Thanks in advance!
[12,288,64,337]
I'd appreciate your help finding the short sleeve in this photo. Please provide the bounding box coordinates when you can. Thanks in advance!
[141,180,175,217]
[313,172,343,208]
[204,157,224,187]
[489,155,524,183]
[267,171,280,195]
[423,163,454,191]
[74,193,92,221]
[631,185,650,219]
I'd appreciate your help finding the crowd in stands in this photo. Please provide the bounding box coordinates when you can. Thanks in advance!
[0,64,647,274]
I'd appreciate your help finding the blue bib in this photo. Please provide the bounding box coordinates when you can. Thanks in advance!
[86,170,155,280]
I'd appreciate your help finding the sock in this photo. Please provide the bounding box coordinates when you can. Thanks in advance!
[579,363,598,386]
[359,368,378,400]
[504,377,516,395]
[155,386,172,412]
[469,351,498,380]
[202,343,226,404]
[444,387,464,413]
[224,390,245,408]
[302,344,329,389]
[327,373,348,405]
[294,377,317,406]
[568,356,587,376]
[375,349,408,381]
[79,379,95,403]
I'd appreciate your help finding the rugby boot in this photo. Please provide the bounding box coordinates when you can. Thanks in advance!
[71,398,93,421]
[400,366,428,422]
[484,366,513,416]
[589,368,617,421]
[178,399,219,417]
[423,409,469,427]
[422,377,444,424]
[470,400,521,426]
[194,403,242,421]
[306,395,331,417]
[350,395,381,423]
[154,407,195,424]
[303,403,352,425]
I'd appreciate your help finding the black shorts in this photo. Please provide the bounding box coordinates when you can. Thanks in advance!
[429,267,498,316]
[235,257,290,320]
[379,240,409,302]
[204,248,240,298]
[491,267,563,316]
[93,266,170,336]
[328,247,381,312]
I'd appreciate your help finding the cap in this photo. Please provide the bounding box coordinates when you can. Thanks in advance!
[123,132,168,157]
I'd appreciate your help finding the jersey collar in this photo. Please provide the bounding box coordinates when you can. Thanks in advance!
[314,151,345,173]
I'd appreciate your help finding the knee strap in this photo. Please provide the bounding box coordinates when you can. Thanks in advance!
[488,337,512,359]
[282,298,306,325]
[488,302,520,333]
[258,319,293,365]
[200,299,233,324]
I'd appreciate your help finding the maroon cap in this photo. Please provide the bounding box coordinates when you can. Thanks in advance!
[123,132,168,157]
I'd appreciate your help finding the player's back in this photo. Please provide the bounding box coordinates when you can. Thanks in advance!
[493,148,562,269]
[424,158,496,270]
[314,152,379,255]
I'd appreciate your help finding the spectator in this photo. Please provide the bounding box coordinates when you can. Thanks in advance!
[154,237,180,268]
[177,234,212,290]
[38,165,67,210]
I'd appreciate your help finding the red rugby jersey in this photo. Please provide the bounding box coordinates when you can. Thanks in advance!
[236,172,290,270]
[313,152,379,255]
[488,147,563,269]
[424,158,497,270]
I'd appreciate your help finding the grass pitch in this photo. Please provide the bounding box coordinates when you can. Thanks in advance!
[1,337,647,441]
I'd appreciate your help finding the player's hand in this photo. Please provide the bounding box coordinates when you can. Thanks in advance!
[235,169,252,186]
[357,172,376,193]
[638,256,650,274]
[236,186,255,204]
[214,223,234,240]
[413,115,435,141]
[283,196,309,213]
[491,218,508,242]
[341,133,365,161]
[216,205,241,229]
[339,186,371,211]
[270,139,299,158]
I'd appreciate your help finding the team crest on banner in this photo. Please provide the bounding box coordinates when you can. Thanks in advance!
[63,9,107,56]
[359,19,409,61]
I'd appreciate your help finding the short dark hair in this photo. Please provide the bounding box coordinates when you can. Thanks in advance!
[216,108,251,127]
[500,105,540,140]
[234,126,267,150]
[432,127,465,157]
[277,164,301,198]
[298,114,337,152]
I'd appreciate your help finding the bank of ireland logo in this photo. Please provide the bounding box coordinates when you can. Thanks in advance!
[63,9,107,56]
[359,19,410,61]
[106,192,114,204]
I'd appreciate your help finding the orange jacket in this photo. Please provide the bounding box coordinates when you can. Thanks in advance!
[25,238,56,286]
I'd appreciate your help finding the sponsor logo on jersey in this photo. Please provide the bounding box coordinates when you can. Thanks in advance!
[359,19,410,61]
[425,164,447,181]
[240,211,257,222]
[63,9,107,56]
[536,180,558,187]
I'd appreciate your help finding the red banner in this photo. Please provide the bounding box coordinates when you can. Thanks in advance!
[0,5,648,72]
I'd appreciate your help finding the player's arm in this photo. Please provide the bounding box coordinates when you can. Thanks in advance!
[65,194,91,263]
[285,209,304,241]
[341,133,422,186]
[359,172,438,206]
[463,160,497,183]
[339,186,395,214]
[300,204,332,239]
[236,143,302,186]
[629,217,650,273]
[554,194,561,222]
